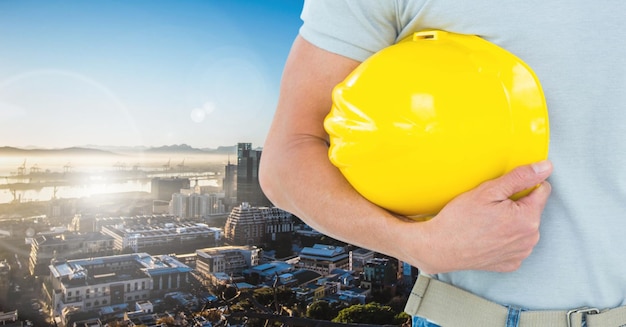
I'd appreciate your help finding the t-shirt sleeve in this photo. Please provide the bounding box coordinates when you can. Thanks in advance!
[298,0,402,62]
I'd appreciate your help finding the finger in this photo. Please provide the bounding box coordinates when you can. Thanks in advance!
[484,160,553,200]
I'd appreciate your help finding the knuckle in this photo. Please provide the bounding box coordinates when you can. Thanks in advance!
[518,231,540,252]
[522,218,541,234]
[473,179,501,199]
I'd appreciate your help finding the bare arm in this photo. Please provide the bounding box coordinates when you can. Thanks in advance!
[259,36,553,274]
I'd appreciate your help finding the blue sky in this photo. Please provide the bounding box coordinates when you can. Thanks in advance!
[0,0,304,149]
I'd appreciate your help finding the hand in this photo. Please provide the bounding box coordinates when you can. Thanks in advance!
[410,160,553,274]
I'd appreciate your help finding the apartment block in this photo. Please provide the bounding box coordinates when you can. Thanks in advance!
[349,248,376,273]
[49,253,191,316]
[297,244,350,276]
[195,245,260,285]
[100,222,222,252]
[170,192,226,218]
[29,232,115,276]
[223,203,294,246]
[360,257,399,293]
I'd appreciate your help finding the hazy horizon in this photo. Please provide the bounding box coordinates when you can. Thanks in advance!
[0,143,247,151]
[0,150,231,204]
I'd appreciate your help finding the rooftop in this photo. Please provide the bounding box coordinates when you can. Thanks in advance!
[247,261,293,277]
[50,253,191,286]
[299,244,347,261]
[106,222,221,238]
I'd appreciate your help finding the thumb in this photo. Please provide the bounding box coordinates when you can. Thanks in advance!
[488,160,553,200]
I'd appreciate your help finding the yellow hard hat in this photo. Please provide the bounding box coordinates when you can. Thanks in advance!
[324,30,549,219]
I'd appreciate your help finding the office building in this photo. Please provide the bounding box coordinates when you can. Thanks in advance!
[236,143,271,207]
[223,159,237,209]
[243,261,294,285]
[349,248,376,273]
[29,232,115,276]
[195,245,261,285]
[360,257,398,293]
[297,244,350,276]
[100,222,222,252]
[48,253,191,316]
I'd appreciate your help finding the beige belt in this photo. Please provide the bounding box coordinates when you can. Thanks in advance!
[405,274,626,327]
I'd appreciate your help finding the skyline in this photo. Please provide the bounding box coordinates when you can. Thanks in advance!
[0,0,304,149]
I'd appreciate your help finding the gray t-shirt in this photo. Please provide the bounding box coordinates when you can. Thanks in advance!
[300,0,626,310]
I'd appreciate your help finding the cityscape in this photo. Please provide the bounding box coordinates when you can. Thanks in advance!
[0,143,417,327]
[1,1,417,326]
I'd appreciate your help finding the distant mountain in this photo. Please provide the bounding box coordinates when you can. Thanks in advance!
[0,144,244,155]
[203,145,238,154]
[145,144,238,154]
[0,146,117,156]
[82,145,149,152]
[145,144,205,153]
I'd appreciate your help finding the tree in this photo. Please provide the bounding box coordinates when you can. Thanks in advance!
[253,287,294,307]
[332,302,398,325]
[306,300,333,321]
[253,287,275,306]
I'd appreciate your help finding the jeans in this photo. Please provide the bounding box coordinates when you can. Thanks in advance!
[412,316,440,327]
[412,305,526,327]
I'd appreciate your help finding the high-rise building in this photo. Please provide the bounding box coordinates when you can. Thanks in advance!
[170,192,226,218]
[187,193,208,219]
[207,193,226,215]
[236,143,272,207]
[170,193,186,218]
[223,158,237,209]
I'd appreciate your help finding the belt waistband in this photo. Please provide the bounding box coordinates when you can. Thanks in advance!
[405,274,626,327]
